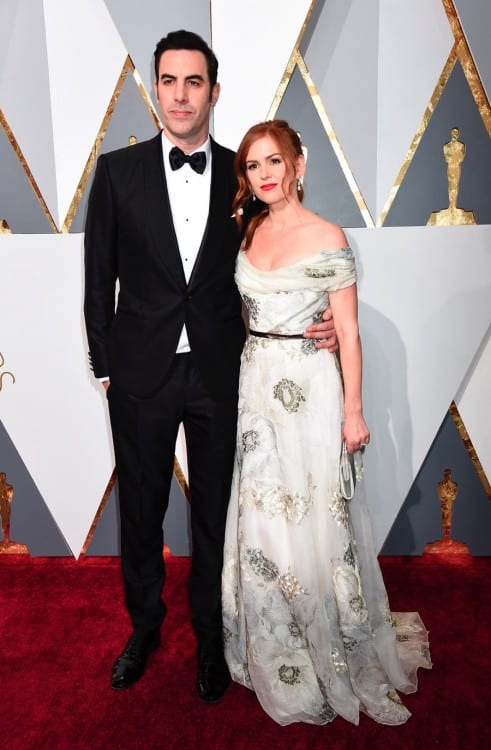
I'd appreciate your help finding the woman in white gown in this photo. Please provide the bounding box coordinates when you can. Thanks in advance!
[222,120,431,727]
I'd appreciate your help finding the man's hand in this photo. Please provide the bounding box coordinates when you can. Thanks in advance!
[102,380,110,392]
[304,306,338,352]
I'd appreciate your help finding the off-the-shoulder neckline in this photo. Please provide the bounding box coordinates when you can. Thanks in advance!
[241,247,351,273]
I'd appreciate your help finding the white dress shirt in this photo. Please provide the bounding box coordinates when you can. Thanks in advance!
[161,132,212,353]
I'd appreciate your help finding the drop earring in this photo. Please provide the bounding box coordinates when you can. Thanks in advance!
[252,192,256,201]
[297,178,302,192]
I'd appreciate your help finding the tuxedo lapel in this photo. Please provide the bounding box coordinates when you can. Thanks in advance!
[188,138,235,289]
[144,134,187,289]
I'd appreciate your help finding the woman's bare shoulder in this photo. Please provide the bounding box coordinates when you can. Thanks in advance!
[308,215,348,251]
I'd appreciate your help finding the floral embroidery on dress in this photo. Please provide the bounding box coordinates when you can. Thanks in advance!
[278,567,309,601]
[333,566,368,625]
[383,606,393,626]
[342,635,357,652]
[349,594,366,617]
[241,473,314,523]
[317,678,337,722]
[387,690,404,706]
[288,621,302,639]
[242,429,259,453]
[232,662,253,689]
[244,550,308,602]
[329,490,349,527]
[331,647,348,673]
[301,339,318,356]
[343,542,357,569]
[278,664,301,686]
[245,548,279,582]
[273,378,306,413]
[320,247,352,258]
[223,626,232,643]
[319,702,337,723]
[304,267,336,278]
[243,336,258,362]
[243,293,260,324]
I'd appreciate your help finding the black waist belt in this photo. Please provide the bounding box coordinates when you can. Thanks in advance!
[249,329,305,340]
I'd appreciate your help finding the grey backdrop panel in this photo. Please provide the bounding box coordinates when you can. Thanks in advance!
[382,410,491,555]
[104,0,211,100]
[455,0,491,103]
[86,475,191,556]
[299,0,336,58]
[385,62,491,227]
[70,73,159,232]
[0,420,71,554]
[301,0,378,217]
[0,125,53,233]
[163,477,191,557]
[277,67,365,228]
[84,481,120,556]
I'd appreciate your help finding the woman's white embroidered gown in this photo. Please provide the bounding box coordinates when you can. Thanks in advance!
[222,248,431,727]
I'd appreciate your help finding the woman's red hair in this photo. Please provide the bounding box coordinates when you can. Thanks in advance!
[232,120,304,249]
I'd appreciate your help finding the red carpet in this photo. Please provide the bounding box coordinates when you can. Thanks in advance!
[1,555,490,750]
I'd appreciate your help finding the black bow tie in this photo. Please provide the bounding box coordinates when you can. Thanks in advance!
[169,146,206,174]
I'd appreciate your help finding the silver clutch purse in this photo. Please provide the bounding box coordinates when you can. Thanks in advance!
[339,442,356,500]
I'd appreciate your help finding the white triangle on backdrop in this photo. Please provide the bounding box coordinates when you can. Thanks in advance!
[211,0,313,150]
[104,0,211,102]
[456,326,491,488]
[0,0,57,220]
[303,0,454,222]
[347,224,491,547]
[1,226,490,555]
[0,0,127,229]
[43,0,127,227]
[0,234,114,557]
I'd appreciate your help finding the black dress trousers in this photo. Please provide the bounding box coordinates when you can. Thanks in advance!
[108,353,238,649]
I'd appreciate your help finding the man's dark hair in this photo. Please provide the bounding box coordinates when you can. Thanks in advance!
[153,30,218,88]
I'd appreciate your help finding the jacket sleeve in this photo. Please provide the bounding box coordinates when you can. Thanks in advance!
[83,154,118,378]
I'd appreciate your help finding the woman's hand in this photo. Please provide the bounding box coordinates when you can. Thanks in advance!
[342,413,370,454]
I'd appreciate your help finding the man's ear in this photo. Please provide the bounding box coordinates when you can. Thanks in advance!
[210,82,220,107]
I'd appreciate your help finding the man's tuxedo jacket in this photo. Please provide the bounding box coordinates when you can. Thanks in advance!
[84,133,245,400]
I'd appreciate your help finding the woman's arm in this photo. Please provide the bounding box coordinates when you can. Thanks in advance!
[329,283,370,453]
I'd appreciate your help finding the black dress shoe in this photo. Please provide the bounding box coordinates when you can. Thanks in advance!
[196,648,231,702]
[111,629,161,690]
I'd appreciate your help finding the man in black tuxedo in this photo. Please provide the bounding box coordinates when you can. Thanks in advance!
[84,30,336,702]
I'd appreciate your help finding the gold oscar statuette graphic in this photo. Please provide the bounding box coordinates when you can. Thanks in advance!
[424,468,470,556]
[0,219,12,234]
[0,472,29,554]
[428,128,476,226]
